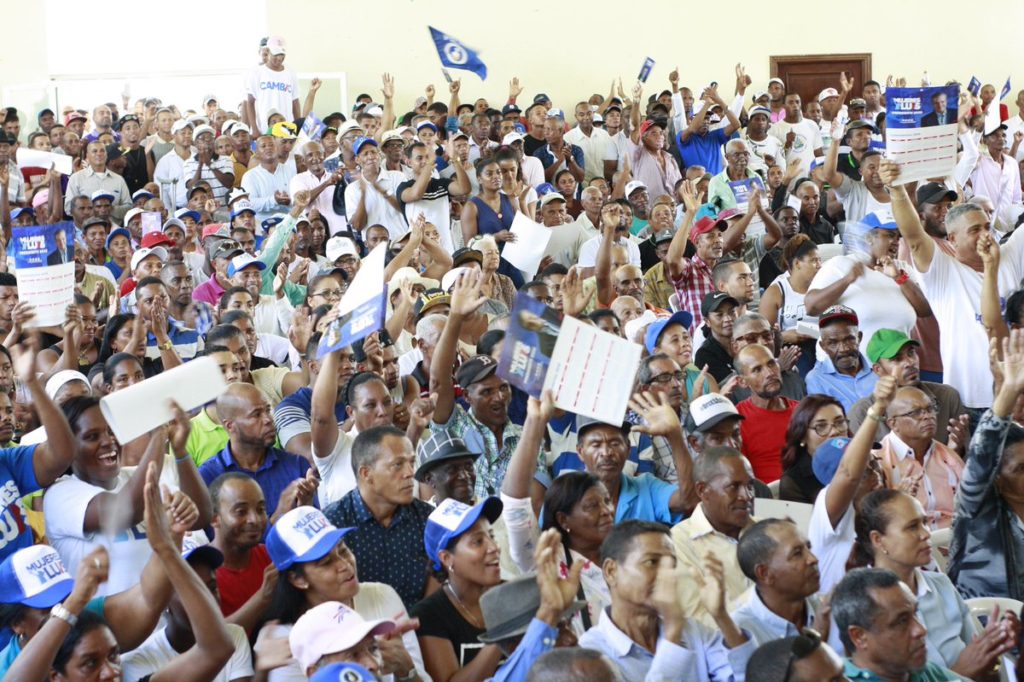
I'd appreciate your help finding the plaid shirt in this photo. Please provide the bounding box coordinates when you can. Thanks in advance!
[671,255,716,332]
[431,404,541,500]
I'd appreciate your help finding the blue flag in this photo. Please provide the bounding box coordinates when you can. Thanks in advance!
[1002,77,1012,100]
[968,77,981,97]
[428,27,487,80]
[301,112,325,141]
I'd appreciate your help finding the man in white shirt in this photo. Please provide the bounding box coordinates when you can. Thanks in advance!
[601,102,630,179]
[64,140,132,219]
[244,36,300,134]
[182,125,234,206]
[153,120,195,209]
[467,113,498,162]
[744,107,782,176]
[565,101,611,182]
[344,136,407,240]
[769,93,824,176]
[241,133,292,224]
[1003,90,1024,162]
[290,140,348,236]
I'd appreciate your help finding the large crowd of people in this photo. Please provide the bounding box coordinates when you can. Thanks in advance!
[0,33,1023,681]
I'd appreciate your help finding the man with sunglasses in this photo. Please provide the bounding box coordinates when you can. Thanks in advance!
[849,329,966,445]
[745,628,848,682]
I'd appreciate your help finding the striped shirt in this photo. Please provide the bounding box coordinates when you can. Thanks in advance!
[181,154,235,205]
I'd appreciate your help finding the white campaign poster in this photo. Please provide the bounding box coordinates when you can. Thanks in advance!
[543,316,642,424]
[12,223,75,327]
[885,86,960,185]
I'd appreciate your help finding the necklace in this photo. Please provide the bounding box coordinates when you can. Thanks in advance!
[444,580,484,629]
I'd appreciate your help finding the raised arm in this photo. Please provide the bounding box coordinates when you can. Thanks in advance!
[823,120,845,189]
[824,371,897,527]
[12,341,77,487]
[430,271,487,424]
[880,159,935,271]
[713,86,742,136]
[500,393,553,500]
[978,231,1009,343]
[384,216,425,280]
[680,92,712,144]
[721,190,759,253]
[311,346,343,456]
[167,401,213,528]
[379,73,396,139]
[144,464,235,682]
[666,179,700,281]
[300,78,321,120]
[629,82,644,145]
[629,391,697,514]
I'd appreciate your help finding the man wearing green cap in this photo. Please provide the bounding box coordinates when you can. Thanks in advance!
[848,328,967,446]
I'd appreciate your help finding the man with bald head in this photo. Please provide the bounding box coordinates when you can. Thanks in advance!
[734,344,798,483]
[876,386,965,529]
[289,140,348,235]
[610,294,644,328]
[526,648,623,682]
[199,382,313,520]
[725,313,806,403]
[612,264,651,309]
[84,104,115,143]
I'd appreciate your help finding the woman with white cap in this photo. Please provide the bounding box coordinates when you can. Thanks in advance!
[409,496,504,682]
[256,506,428,682]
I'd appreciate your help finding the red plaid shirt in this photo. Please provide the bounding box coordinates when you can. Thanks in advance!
[671,255,715,332]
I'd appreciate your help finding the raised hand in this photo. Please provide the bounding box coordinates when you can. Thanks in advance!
[839,71,854,93]
[65,546,109,612]
[872,368,898,410]
[449,269,488,317]
[779,345,801,373]
[632,81,643,102]
[693,553,730,619]
[651,555,686,638]
[273,262,287,298]
[143,461,175,552]
[1000,328,1024,393]
[561,266,594,318]
[977,231,1000,269]
[875,255,900,279]
[508,77,523,99]
[668,67,680,88]
[526,389,557,424]
[288,307,314,354]
[628,390,681,437]
[254,622,294,671]
[408,392,438,433]
[534,528,583,625]
[449,79,461,95]
[381,73,395,100]
[878,158,901,186]
[680,178,702,214]
[946,414,970,453]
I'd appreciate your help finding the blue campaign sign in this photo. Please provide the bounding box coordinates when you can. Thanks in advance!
[637,57,656,84]
[497,292,562,398]
[729,176,764,205]
[886,86,959,129]
[13,222,73,270]
[317,287,386,359]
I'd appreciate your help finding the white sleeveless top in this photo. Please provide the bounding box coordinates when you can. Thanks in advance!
[770,272,816,331]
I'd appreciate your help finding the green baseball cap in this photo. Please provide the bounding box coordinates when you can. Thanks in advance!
[866,329,920,364]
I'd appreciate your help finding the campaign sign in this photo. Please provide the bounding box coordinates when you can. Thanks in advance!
[12,222,75,326]
[498,292,562,398]
[886,86,959,129]
[317,243,387,359]
[638,57,656,84]
[729,176,764,207]
[885,86,960,185]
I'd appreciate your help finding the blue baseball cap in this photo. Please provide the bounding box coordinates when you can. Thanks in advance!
[262,215,284,232]
[862,209,897,231]
[174,208,201,223]
[181,532,224,569]
[643,310,694,354]
[105,227,131,248]
[227,253,268,277]
[352,136,378,156]
[10,207,34,221]
[536,182,556,196]
[424,497,503,570]
[0,545,74,608]
[812,437,851,486]
[230,199,256,219]
[309,663,375,682]
[266,506,354,571]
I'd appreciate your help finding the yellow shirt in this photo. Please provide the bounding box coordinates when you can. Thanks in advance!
[253,366,290,409]
[643,261,675,312]
[671,503,754,627]
[187,408,229,467]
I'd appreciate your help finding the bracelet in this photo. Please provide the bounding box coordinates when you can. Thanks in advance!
[867,409,885,423]
[396,669,418,681]
[50,604,78,628]
[175,453,191,464]
[894,270,910,286]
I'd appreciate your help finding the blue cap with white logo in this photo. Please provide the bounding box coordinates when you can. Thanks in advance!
[266,506,354,571]
[424,497,502,571]
[0,545,74,608]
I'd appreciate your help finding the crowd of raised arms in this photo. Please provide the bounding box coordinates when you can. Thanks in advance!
[1,32,1024,682]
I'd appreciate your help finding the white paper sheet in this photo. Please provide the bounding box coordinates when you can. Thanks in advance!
[499,212,552,276]
[885,124,958,185]
[16,148,73,176]
[100,357,229,444]
[543,316,642,424]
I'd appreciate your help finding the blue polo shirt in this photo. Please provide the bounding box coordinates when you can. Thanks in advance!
[805,355,879,413]
[614,473,681,525]
[198,443,311,518]
[0,445,41,564]
[532,143,585,170]
[677,128,730,174]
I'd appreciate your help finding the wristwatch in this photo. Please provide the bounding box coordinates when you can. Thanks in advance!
[158,339,174,351]
[396,670,418,681]
[50,603,78,628]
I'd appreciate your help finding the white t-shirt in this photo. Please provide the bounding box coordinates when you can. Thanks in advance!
[121,623,253,682]
[577,234,642,269]
[153,150,193,209]
[916,230,1024,407]
[744,135,783,173]
[248,65,299,133]
[344,170,409,240]
[313,427,358,508]
[289,170,348,237]
[807,252,919,362]
[832,179,891,225]
[44,470,159,596]
[808,486,855,594]
[1005,115,1024,163]
[768,118,823,175]
[267,582,429,682]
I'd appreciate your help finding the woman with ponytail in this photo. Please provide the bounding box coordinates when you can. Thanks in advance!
[758,233,822,376]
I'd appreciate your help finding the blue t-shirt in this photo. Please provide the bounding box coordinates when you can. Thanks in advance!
[614,473,681,525]
[0,445,41,563]
[677,128,730,175]
[198,444,312,519]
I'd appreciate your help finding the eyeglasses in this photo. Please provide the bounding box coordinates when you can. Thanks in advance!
[782,628,823,682]
[810,418,849,437]
[892,403,938,421]
[649,370,685,385]
[312,288,344,299]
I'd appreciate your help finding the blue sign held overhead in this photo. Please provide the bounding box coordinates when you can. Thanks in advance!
[637,57,656,84]
[428,27,487,81]
[967,77,981,97]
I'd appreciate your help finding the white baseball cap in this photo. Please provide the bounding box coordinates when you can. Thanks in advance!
[130,246,167,272]
[501,132,525,145]
[171,119,194,134]
[192,124,215,139]
[289,602,395,673]
[326,236,359,263]
[266,36,286,56]
[624,180,648,198]
[686,392,745,432]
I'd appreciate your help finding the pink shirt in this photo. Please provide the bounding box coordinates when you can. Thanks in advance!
[626,139,682,203]
[878,432,965,529]
[192,276,226,306]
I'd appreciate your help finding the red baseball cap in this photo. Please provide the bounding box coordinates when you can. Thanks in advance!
[690,216,722,243]
[638,119,663,138]
[140,232,174,249]
[202,223,230,240]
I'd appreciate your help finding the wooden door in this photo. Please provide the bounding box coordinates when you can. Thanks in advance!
[770,54,872,107]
